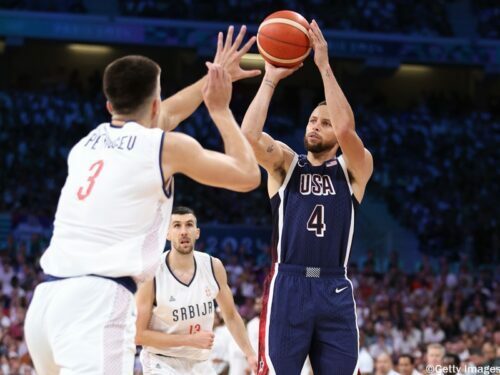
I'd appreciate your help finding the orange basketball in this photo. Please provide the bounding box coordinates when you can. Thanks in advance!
[257,10,311,68]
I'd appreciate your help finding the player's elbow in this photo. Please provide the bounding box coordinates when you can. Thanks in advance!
[234,167,261,192]
[242,128,261,145]
[335,123,355,142]
[135,330,147,346]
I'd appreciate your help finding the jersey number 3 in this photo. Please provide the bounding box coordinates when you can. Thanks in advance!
[307,204,326,237]
[77,160,104,201]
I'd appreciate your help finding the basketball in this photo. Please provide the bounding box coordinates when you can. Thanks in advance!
[257,10,311,68]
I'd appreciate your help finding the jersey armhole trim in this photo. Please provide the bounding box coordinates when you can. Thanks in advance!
[277,153,299,194]
[153,277,157,307]
[210,256,221,291]
[159,131,173,198]
[337,155,354,196]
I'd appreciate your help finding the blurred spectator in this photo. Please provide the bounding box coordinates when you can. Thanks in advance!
[398,354,421,375]
[424,343,445,374]
[375,352,399,375]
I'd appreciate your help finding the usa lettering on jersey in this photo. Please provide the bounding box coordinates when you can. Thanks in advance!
[299,174,336,196]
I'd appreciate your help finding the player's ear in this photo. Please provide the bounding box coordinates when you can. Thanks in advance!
[195,228,200,240]
[166,228,172,241]
[106,101,113,115]
[152,97,161,118]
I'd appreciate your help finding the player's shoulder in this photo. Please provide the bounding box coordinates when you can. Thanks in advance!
[193,250,216,265]
[128,121,164,136]
[204,254,224,272]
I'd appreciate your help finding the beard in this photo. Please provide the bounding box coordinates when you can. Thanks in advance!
[303,135,336,153]
[173,242,194,255]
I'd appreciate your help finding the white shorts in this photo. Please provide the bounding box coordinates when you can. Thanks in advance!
[140,350,216,375]
[25,276,136,375]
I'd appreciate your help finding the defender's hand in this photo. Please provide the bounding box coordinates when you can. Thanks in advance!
[202,63,232,113]
[308,20,329,69]
[212,25,261,82]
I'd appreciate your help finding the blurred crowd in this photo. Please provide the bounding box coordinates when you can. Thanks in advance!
[356,101,499,261]
[0,233,498,374]
[2,81,498,259]
[118,0,454,37]
[474,0,500,39]
[3,0,500,39]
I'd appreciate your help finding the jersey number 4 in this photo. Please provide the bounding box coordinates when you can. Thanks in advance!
[307,204,326,237]
[77,160,104,201]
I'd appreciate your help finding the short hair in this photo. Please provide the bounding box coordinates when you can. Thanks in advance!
[103,55,160,115]
[427,343,445,356]
[398,354,415,364]
[172,206,196,217]
[443,353,460,367]
[317,100,326,107]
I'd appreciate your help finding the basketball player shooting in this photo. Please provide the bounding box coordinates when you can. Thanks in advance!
[242,20,373,375]
[24,28,260,375]
[136,207,258,374]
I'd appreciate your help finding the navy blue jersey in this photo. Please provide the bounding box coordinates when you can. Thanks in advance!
[270,154,357,268]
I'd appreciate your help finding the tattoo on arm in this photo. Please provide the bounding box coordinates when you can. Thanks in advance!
[324,69,331,78]
[263,79,276,89]
[266,144,275,153]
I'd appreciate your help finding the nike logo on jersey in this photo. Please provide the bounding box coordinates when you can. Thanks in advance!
[169,296,176,302]
[335,286,348,293]
[300,174,336,196]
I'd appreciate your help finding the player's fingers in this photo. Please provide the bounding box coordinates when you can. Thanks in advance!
[213,32,223,64]
[310,20,321,38]
[313,20,327,43]
[212,64,222,82]
[241,69,262,79]
[230,25,247,53]
[292,63,303,73]
[308,29,318,47]
[224,25,234,52]
[236,36,257,58]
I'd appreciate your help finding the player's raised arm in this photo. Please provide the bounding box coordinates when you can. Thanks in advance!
[159,25,260,132]
[241,62,299,181]
[162,64,260,192]
[212,257,258,374]
[308,20,373,187]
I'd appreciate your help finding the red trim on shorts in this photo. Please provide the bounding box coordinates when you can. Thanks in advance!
[257,266,277,375]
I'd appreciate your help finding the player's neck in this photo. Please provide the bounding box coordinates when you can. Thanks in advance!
[168,249,195,271]
[111,113,151,128]
[307,147,338,166]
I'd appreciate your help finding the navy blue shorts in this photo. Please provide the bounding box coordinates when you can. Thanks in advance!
[258,264,359,375]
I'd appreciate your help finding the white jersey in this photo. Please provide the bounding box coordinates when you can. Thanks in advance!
[41,122,173,282]
[145,250,220,360]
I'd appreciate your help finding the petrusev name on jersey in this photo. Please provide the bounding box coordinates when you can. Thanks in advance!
[84,133,137,150]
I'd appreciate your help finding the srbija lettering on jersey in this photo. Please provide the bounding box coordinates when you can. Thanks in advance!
[40,122,173,282]
[144,251,220,360]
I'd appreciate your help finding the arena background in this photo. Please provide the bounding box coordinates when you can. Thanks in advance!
[0,0,498,374]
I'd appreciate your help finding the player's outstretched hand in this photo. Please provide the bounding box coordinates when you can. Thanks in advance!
[308,19,329,69]
[212,25,261,82]
[264,61,302,85]
[190,331,215,349]
[202,63,232,114]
